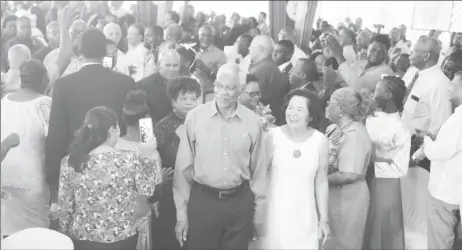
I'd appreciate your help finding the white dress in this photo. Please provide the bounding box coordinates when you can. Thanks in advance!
[1,94,51,235]
[263,127,326,249]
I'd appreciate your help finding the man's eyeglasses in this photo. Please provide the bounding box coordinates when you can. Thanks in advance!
[214,82,238,92]
[245,90,260,98]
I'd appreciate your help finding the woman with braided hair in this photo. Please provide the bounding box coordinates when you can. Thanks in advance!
[364,75,411,250]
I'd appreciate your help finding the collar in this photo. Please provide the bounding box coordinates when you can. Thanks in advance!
[206,99,244,119]
[374,111,401,118]
[81,62,102,68]
[417,64,440,77]
[278,61,292,71]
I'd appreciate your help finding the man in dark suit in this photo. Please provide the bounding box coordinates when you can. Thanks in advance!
[45,28,136,204]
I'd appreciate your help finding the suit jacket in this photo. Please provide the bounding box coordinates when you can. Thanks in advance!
[45,64,136,192]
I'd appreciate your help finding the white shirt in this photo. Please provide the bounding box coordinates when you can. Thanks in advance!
[425,106,462,205]
[366,111,412,178]
[290,45,306,66]
[112,6,129,18]
[239,54,251,74]
[401,64,452,136]
[125,43,156,82]
[278,61,291,73]
[114,50,129,76]
[343,45,357,64]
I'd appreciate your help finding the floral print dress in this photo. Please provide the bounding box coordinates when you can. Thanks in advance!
[57,150,159,243]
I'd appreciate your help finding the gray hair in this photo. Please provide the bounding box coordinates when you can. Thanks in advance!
[417,35,441,63]
[331,87,373,121]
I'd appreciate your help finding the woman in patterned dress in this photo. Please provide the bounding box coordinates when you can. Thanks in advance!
[323,87,373,249]
[56,107,159,250]
[1,60,51,237]
[152,76,201,250]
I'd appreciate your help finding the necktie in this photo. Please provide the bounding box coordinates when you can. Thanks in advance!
[403,71,419,105]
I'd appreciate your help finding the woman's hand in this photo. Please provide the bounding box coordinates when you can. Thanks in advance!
[318,221,330,245]
[2,133,20,149]
[161,167,174,182]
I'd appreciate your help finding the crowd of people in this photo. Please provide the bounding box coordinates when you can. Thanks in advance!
[1,1,462,250]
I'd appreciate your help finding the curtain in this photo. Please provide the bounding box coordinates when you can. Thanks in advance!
[137,1,158,27]
[295,1,318,52]
[268,1,295,41]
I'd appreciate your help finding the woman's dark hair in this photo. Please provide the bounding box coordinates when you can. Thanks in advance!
[122,89,149,126]
[167,77,202,101]
[130,23,145,40]
[382,75,407,112]
[281,89,323,129]
[441,49,462,80]
[246,74,259,85]
[68,106,118,173]
[20,59,48,94]
[248,17,258,28]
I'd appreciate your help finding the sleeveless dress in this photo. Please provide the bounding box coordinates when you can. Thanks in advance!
[263,127,326,249]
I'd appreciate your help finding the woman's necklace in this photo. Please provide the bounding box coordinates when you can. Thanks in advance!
[287,127,313,159]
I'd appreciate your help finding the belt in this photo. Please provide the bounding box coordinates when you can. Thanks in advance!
[198,181,247,199]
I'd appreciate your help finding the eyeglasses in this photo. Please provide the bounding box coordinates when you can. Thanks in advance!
[214,82,238,92]
[245,90,260,98]
[70,30,84,38]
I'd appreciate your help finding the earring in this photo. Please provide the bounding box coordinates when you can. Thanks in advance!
[340,113,343,117]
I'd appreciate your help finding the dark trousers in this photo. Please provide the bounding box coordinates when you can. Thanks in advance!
[186,182,254,250]
[153,179,181,250]
[427,195,462,250]
[73,234,138,250]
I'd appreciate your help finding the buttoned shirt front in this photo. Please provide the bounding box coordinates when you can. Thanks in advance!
[338,60,394,92]
[173,101,267,224]
[401,64,452,136]
[195,45,227,73]
[425,106,462,205]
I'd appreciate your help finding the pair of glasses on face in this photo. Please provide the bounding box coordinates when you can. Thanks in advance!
[245,90,260,98]
[214,82,238,92]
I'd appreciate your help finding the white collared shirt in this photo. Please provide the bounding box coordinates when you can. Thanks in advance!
[278,61,291,73]
[401,64,452,136]
[366,111,412,178]
[125,43,156,82]
[425,106,462,205]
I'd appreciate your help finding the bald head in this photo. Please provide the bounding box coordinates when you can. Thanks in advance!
[103,23,122,44]
[158,49,181,80]
[249,35,274,62]
[8,44,31,70]
[165,23,183,43]
[410,35,441,69]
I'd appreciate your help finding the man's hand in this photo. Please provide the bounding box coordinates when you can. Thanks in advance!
[175,220,188,247]
[58,5,79,31]
[318,221,330,246]
[325,35,344,61]
[2,133,20,149]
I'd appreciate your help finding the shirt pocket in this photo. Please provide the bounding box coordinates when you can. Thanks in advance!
[229,131,251,152]
[404,93,421,115]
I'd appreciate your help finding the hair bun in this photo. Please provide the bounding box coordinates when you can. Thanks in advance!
[125,89,147,103]
[123,90,148,117]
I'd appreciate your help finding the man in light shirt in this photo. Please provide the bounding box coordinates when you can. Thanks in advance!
[103,23,129,75]
[257,12,269,36]
[326,33,394,92]
[43,19,87,78]
[402,35,452,149]
[278,27,307,66]
[419,71,462,249]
